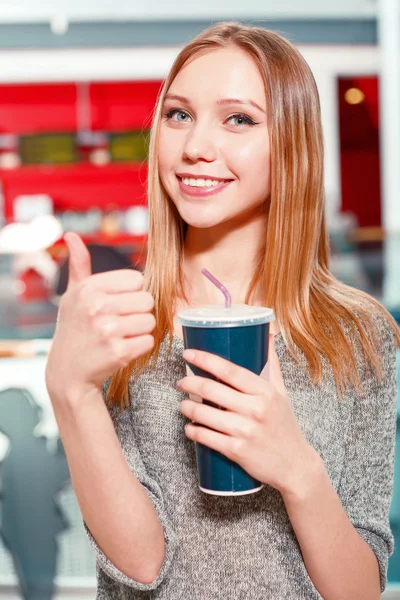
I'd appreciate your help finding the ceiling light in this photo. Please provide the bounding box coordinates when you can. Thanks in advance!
[345,88,365,105]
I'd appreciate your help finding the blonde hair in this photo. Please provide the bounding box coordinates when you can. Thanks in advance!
[107,21,400,407]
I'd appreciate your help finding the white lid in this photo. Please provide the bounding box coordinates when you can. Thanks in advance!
[177,303,274,328]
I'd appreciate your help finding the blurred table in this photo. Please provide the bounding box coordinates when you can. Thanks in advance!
[329,232,400,325]
[0,300,58,340]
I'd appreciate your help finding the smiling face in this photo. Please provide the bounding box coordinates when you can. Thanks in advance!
[158,46,271,229]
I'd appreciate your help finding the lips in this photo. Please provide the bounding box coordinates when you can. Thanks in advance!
[176,175,234,198]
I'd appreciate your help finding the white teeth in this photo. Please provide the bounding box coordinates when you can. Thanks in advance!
[181,177,227,187]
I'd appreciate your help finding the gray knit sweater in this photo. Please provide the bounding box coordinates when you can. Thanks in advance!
[84,309,398,599]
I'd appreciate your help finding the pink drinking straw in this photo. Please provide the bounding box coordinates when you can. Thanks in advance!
[201,268,232,309]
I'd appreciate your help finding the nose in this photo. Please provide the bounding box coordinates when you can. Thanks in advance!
[182,122,217,163]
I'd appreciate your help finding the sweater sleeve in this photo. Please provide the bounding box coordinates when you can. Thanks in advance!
[83,377,178,590]
[338,312,398,593]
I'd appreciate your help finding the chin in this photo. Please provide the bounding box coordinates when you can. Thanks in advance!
[181,217,223,229]
[177,206,228,228]
[184,203,256,231]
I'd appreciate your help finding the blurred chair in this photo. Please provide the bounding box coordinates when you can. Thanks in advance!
[0,388,70,600]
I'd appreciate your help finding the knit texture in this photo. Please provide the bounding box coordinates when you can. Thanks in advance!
[84,308,398,599]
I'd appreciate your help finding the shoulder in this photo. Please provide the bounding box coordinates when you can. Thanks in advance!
[351,295,398,348]
[348,295,399,384]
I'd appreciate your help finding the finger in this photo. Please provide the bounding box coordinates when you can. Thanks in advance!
[88,291,155,317]
[184,423,237,461]
[178,375,263,418]
[180,398,254,437]
[267,334,286,396]
[182,349,266,396]
[116,334,155,363]
[88,268,144,294]
[93,313,156,338]
[64,232,92,289]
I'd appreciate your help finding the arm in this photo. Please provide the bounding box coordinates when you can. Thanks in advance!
[51,381,177,588]
[281,315,398,600]
[282,453,382,600]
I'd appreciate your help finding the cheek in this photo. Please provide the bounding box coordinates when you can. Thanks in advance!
[230,136,271,195]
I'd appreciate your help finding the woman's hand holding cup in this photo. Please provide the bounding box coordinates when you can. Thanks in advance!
[45,232,155,406]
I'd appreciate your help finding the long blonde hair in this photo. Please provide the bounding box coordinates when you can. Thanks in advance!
[107,21,400,407]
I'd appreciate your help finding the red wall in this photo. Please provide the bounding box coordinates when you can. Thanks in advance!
[338,76,381,227]
[0,81,162,133]
[0,80,163,218]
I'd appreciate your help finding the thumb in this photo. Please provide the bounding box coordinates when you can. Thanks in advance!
[266,333,286,396]
[64,232,92,289]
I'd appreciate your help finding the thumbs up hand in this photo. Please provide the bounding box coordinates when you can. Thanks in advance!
[65,230,93,288]
[45,232,155,406]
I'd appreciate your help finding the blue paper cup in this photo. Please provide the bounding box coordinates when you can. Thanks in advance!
[177,304,275,496]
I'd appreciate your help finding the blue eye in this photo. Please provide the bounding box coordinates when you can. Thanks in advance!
[163,109,259,128]
[226,113,258,127]
[164,109,192,123]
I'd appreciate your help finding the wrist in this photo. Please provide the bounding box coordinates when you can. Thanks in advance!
[280,446,326,506]
[50,381,103,411]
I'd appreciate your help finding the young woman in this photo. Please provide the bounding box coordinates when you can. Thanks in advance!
[46,22,400,600]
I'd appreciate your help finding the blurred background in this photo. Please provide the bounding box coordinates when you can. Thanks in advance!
[0,1,400,598]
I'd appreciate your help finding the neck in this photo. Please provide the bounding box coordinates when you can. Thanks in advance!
[180,212,266,307]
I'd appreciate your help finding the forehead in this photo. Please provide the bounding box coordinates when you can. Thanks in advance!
[168,47,266,109]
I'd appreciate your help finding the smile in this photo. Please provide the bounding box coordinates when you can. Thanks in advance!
[181,177,230,188]
[176,175,234,197]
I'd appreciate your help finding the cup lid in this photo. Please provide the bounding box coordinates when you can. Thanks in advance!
[177,303,275,328]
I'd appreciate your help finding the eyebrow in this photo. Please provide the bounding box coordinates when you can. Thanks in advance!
[163,94,266,114]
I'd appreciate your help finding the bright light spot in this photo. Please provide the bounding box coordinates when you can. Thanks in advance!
[89,149,110,166]
[50,14,69,36]
[124,207,149,235]
[0,152,21,170]
[0,215,63,253]
[345,88,365,105]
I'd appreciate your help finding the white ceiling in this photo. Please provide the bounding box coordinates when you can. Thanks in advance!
[0,0,377,23]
